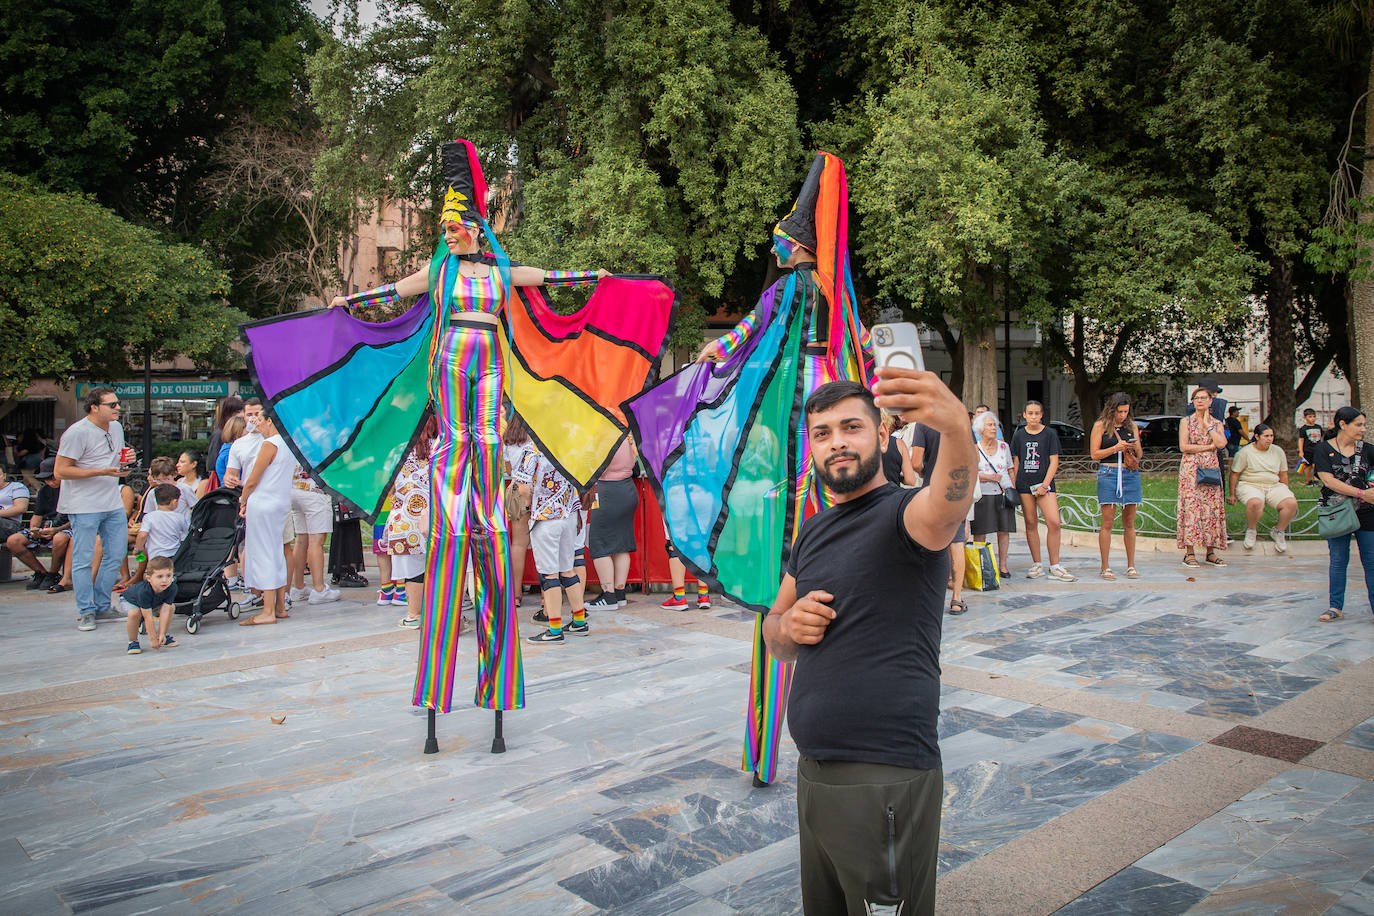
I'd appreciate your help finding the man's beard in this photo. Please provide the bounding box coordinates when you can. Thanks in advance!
[815,446,882,494]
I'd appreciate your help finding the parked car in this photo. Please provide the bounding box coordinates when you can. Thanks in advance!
[1011,421,1086,455]
[1136,415,1184,453]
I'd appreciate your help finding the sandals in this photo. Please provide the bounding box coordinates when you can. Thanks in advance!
[948,599,968,616]
[1319,609,1344,623]
[1125,567,1140,579]
[1204,554,1227,567]
[47,582,71,593]
[1099,569,1117,580]
[1181,555,1202,569]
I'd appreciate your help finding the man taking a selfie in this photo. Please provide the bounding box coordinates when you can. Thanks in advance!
[763,368,975,915]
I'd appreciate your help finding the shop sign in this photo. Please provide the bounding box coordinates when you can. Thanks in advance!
[78,382,230,398]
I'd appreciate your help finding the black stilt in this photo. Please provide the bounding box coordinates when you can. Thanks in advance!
[423,707,439,754]
[491,710,506,754]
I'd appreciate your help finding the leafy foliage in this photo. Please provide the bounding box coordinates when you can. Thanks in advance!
[309,0,802,345]
[0,174,242,402]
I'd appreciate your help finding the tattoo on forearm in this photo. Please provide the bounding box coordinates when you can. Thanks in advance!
[945,467,971,502]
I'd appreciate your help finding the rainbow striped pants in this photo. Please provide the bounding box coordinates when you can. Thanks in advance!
[743,351,834,784]
[413,322,525,712]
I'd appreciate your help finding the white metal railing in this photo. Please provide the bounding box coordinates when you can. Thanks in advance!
[1052,492,1320,539]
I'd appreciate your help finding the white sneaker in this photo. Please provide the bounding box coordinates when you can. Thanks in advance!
[1048,565,1077,582]
[309,587,341,604]
[1026,563,1043,579]
[1270,529,1287,553]
[1243,529,1257,550]
[288,586,310,601]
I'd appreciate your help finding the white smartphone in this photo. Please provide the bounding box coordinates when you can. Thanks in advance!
[870,322,925,372]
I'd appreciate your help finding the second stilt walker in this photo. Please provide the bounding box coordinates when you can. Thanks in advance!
[626,151,872,785]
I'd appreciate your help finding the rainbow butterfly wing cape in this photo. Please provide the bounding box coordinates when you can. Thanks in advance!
[625,271,816,612]
[241,275,678,519]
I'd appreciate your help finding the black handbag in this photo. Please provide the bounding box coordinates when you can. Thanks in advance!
[1196,467,1222,487]
[979,448,1020,508]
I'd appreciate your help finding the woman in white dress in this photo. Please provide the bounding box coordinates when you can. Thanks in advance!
[239,416,298,625]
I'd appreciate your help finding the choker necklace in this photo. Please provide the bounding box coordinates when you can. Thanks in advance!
[457,252,488,263]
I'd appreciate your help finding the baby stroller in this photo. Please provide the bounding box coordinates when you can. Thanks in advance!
[171,487,244,633]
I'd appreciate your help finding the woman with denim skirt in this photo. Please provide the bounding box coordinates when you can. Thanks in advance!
[1090,393,1143,580]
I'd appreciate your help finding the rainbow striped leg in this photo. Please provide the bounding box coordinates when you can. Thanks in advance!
[743,617,793,783]
[413,325,525,712]
[743,352,835,784]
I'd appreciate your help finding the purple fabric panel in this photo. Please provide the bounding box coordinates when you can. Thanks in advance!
[628,284,781,476]
[244,297,433,397]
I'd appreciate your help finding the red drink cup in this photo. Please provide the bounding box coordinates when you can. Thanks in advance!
[119,447,135,465]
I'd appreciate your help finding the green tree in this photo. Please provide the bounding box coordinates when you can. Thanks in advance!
[1311,0,1374,411]
[308,0,802,344]
[0,0,318,229]
[0,175,242,415]
[842,29,1060,404]
[1146,1,1356,447]
[1023,175,1257,431]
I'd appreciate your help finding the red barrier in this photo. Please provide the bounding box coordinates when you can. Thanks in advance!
[519,478,686,590]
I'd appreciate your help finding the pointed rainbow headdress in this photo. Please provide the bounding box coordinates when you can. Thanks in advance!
[775,151,870,386]
[439,139,488,227]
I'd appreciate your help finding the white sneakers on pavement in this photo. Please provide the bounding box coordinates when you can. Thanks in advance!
[1048,565,1077,582]
[1025,563,1043,579]
[1270,529,1287,553]
[1243,529,1257,550]
[308,587,341,605]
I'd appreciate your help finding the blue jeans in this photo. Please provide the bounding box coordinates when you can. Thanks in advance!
[1328,528,1374,613]
[69,508,127,618]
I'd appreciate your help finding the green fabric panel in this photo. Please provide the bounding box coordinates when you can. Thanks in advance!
[321,330,434,516]
[712,301,806,605]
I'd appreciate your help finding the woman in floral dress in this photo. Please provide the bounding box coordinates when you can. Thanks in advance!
[1177,387,1229,567]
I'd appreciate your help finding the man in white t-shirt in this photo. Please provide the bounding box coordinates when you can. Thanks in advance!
[55,387,132,631]
[224,399,265,488]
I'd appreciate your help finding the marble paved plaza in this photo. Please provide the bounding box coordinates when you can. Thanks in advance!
[2,541,1373,915]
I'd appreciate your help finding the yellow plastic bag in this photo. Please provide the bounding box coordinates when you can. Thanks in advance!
[963,542,1000,591]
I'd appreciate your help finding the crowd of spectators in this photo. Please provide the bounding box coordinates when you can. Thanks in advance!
[4,389,1371,636]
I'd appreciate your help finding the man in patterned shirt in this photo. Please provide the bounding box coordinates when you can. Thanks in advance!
[513,444,587,643]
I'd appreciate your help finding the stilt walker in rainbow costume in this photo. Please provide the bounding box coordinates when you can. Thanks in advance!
[242,139,677,719]
[626,151,872,785]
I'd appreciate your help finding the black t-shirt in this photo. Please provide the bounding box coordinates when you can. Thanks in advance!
[881,439,906,486]
[1225,417,1243,442]
[1297,424,1325,461]
[907,422,940,483]
[1011,426,1061,491]
[34,484,66,526]
[122,579,177,610]
[1313,440,1374,531]
[785,484,948,770]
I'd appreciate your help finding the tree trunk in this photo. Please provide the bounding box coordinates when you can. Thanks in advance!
[960,325,998,412]
[1350,48,1374,410]
[1265,253,1299,454]
[1070,375,1105,455]
[935,325,965,399]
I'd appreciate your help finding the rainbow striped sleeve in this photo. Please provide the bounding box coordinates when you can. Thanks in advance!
[344,283,400,308]
[544,269,599,286]
[707,306,761,360]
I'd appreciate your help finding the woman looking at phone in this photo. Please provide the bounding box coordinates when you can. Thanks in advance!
[1090,393,1144,579]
